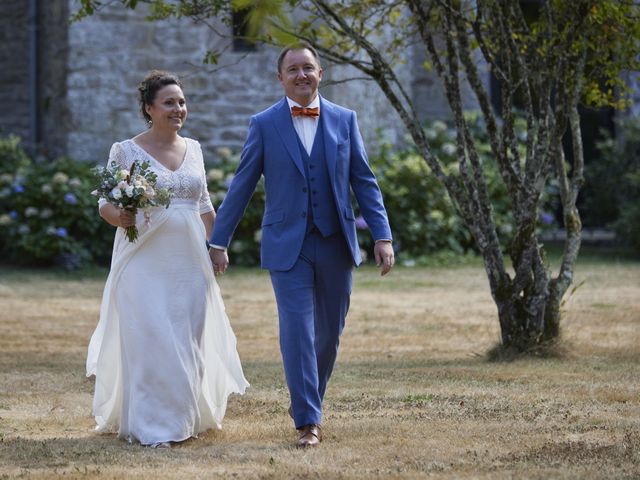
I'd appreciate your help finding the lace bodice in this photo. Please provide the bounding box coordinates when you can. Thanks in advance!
[104,138,214,214]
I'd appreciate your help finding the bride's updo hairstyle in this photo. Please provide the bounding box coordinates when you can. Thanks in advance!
[138,70,183,125]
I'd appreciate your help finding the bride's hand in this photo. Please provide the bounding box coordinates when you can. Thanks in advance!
[118,208,136,228]
[99,204,136,228]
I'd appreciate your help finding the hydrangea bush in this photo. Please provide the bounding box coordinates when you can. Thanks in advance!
[590,116,640,254]
[0,137,114,268]
[206,147,265,266]
[361,112,557,264]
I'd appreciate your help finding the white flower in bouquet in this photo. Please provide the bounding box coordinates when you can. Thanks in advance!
[92,160,172,242]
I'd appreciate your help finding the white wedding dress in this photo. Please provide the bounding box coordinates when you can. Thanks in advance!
[86,138,248,446]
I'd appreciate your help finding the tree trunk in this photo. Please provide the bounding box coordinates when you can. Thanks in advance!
[483,233,565,352]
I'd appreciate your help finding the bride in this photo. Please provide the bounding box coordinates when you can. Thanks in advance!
[86,70,248,448]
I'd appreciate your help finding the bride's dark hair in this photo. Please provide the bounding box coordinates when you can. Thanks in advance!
[138,70,183,124]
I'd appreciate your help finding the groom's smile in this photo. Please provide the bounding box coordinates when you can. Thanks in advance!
[278,48,323,107]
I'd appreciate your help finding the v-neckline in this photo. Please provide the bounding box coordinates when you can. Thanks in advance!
[130,138,188,173]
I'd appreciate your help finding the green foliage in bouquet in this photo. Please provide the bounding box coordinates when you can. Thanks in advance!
[0,137,114,269]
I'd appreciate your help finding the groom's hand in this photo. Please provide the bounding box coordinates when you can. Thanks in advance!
[209,248,229,276]
[374,240,394,276]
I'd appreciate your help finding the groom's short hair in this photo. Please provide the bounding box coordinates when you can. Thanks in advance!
[277,41,321,72]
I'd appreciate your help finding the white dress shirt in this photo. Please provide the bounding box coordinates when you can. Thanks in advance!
[286,96,320,156]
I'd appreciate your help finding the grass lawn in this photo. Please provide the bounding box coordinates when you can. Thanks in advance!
[0,253,638,479]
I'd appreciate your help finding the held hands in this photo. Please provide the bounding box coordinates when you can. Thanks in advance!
[209,248,229,276]
[374,240,394,276]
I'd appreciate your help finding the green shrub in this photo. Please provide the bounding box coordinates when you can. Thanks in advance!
[0,137,114,268]
[599,117,640,253]
[586,117,640,254]
[615,168,640,253]
[365,112,554,263]
[0,135,31,176]
[206,148,265,266]
[363,139,473,260]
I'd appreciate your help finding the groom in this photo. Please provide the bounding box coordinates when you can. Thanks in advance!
[209,41,394,448]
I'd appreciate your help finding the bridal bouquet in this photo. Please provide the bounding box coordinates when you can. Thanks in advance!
[92,160,172,242]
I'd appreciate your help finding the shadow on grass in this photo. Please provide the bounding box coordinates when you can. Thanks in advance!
[0,433,243,471]
[485,339,570,363]
[0,264,109,282]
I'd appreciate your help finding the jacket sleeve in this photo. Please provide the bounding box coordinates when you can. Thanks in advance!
[347,111,392,241]
[210,116,264,247]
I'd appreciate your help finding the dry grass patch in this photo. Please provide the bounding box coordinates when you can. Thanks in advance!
[0,259,639,479]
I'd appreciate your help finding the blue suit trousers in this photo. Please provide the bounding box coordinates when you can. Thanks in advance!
[269,229,354,428]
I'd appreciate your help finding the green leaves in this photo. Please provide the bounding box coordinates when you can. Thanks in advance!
[203,50,220,65]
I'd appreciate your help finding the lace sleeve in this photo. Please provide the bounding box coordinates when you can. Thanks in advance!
[108,142,130,170]
[194,141,215,215]
[98,142,128,209]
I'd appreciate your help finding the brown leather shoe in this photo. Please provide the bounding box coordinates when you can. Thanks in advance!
[297,424,322,448]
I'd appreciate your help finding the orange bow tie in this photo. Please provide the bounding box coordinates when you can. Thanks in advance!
[291,106,320,118]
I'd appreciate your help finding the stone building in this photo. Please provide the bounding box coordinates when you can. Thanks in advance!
[1,1,621,168]
[0,1,464,165]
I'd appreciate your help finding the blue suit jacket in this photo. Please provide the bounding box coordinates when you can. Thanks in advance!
[211,96,392,271]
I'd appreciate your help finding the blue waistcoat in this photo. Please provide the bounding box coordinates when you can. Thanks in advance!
[296,121,340,237]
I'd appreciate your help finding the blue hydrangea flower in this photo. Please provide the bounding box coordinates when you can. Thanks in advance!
[9,211,18,219]
[355,216,368,230]
[55,227,68,237]
[14,184,24,193]
[64,193,78,205]
[539,211,555,225]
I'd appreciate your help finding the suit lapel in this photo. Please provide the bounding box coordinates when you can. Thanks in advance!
[320,96,339,183]
[273,98,306,178]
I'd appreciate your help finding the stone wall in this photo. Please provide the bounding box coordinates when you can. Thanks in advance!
[66,2,284,164]
[411,40,485,121]
[1,1,478,164]
[64,2,424,164]
[39,1,70,159]
[0,0,31,144]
